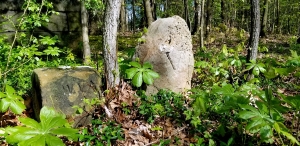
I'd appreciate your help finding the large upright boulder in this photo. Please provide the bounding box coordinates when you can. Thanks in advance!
[31,66,101,127]
[135,15,194,95]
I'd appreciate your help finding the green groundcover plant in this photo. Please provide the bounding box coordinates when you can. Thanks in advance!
[4,106,78,146]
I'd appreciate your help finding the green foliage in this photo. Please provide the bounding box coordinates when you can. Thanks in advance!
[138,90,187,123]
[82,0,105,11]
[4,106,78,146]
[78,119,124,145]
[72,97,105,114]
[125,61,159,87]
[287,50,300,66]
[0,0,78,94]
[0,85,26,114]
[244,60,266,76]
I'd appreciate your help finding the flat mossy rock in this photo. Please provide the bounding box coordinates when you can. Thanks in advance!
[31,67,101,127]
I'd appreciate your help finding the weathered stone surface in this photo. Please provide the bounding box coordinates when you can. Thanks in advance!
[0,0,82,49]
[32,67,101,127]
[135,15,194,95]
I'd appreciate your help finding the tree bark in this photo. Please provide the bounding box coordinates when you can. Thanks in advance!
[205,0,212,37]
[184,0,191,30]
[260,0,268,37]
[144,0,153,27]
[151,0,157,20]
[192,0,201,35]
[103,0,122,88]
[132,0,136,32]
[247,0,260,80]
[120,0,126,33]
[81,1,91,65]
[200,0,205,48]
[276,0,280,33]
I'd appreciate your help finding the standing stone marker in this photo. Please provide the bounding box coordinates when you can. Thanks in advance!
[31,67,101,127]
[135,15,194,95]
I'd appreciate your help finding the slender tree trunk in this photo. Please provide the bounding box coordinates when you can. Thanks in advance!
[144,0,153,27]
[132,0,136,32]
[276,0,280,33]
[260,0,268,37]
[247,0,260,80]
[220,0,227,25]
[205,0,212,37]
[81,1,91,65]
[120,0,126,33]
[184,0,191,30]
[151,0,157,20]
[164,0,169,17]
[103,0,122,88]
[200,0,205,48]
[192,0,201,35]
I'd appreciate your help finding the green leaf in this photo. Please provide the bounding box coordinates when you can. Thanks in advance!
[222,44,228,56]
[239,111,258,120]
[143,62,153,69]
[143,72,154,85]
[0,98,10,112]
[212,84,234,95]
[19,117,41,129]
[51,127,78,140]
[9,100,26,114]
[40,106,64,124]
[125,68,139,79]
[145,70,159,78]
[239,104,259,113]
[246,118,265,131]
[129,61,141,68]
[273,122,280,133]
[257,63,266,73]
[275,67,295,76]
[283,95,300,110]
[5,85,16,97]
[42,117,67,131]
[132,72,143,87]
[264,67,277,79]
[252,66,260,75]
[0,92,6,98]
[245,63,255,71]
[5,127,37,143]
[45,134,65,146]
[281,131,300,145]
[19,134,45,146]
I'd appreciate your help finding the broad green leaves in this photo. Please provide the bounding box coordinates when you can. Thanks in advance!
[125,61,159,87]
[244,60,266,76]
[0,85,26,114]
[238,87,298,144]
[5,106,78,146]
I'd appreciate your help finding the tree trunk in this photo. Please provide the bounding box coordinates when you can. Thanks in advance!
[276,0,280,33]
[81,1,91,65]
[192,0,201,35]
[260,0,268,37]
[144,0,153,27]
[200,0,205,48]
[151,0,157,20]
[205,0,212,37]
[247,0,260,80]
[132,0,136,32]
[184,0,191,30]
[120,0,126,33]
[103,0,122,88]
[220,0,227,25]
